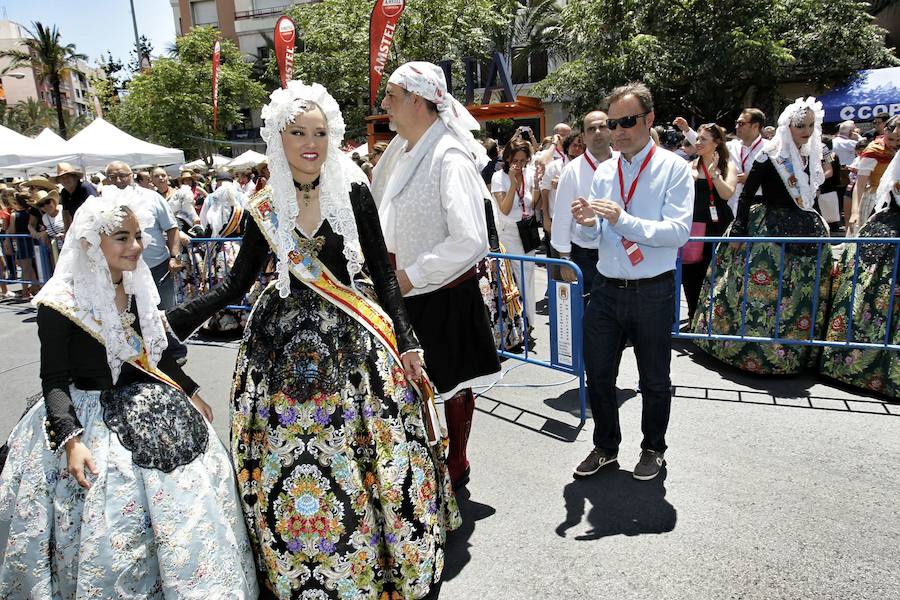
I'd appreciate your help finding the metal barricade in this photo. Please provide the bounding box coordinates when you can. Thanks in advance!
[489,252,588,422]
[0,234,53,288]
[183,237,255,311]
[673,235,900,351]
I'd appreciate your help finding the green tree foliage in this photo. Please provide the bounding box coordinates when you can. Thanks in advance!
[114,27,267,162]
[533,0,898,123]
[0,98,56,136]
[0,21,87,139]
[284,0,519,136]
[92,51,124,119]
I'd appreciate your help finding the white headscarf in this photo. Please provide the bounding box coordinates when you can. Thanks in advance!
[764,97,826,212]
[260,80,368,298]
[875,148,900,210]
[33,188,167,382]
[388,61,488,167]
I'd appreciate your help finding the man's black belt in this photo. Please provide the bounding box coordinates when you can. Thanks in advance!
[597,270,674,289]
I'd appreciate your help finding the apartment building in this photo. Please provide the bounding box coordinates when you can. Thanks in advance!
[0,20,101,119]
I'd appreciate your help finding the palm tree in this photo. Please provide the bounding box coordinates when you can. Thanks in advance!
[0,21,87,139]
[7,98,56,135]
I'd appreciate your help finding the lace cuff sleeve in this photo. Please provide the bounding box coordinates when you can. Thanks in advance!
[351,184,421,354]
[37,305,83,452]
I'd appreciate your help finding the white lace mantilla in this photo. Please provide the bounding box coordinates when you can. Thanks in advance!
[260,81,368,298]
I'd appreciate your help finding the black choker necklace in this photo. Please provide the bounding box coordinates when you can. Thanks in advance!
[293,176,321,205]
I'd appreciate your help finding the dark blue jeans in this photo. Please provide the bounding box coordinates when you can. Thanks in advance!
[150,259,187,360]
[583,271,675,454]
[570,244,599,307]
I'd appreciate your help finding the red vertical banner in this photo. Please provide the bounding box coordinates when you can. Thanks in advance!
[274,16,297,89]
[212,40,221,130]
[369,0,406,109]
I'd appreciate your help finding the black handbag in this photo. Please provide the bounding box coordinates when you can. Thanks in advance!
[516,214,542,254]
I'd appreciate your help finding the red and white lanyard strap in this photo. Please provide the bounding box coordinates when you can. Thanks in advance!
[584,152,598,172]
[616,145,656,266]
[517,172,527,218]
[555,147,565,162]
[699,160,720,223]
[740,137,763,172]
[617,145,656,211]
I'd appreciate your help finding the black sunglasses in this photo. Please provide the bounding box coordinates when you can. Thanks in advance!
[608,111,650,130]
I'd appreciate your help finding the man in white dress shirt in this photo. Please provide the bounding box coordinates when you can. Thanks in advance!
[725,108,766,216]
[831,120,859,167]
[372,61,501,490]
[551,110,616,304]
[571,83,693,482]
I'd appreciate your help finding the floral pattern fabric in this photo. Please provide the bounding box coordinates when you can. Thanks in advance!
[691,205,833,374]
[231,283,460,599]
[477,249,526,351]
[0,387,257,598]
[819,208,900,397]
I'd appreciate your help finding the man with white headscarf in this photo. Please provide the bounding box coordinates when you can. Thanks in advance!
[372,61,501,490]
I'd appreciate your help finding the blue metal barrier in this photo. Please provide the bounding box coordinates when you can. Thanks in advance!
[0,234,53,288]
[673,235,900,351]
[185,237,255,311]
[489,252,588,423]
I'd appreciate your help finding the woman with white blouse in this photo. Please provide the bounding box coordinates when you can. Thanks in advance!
[491,139,540,332]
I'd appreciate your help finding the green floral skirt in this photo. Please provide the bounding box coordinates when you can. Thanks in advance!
[691,205,833,375]
[819,207,900,397]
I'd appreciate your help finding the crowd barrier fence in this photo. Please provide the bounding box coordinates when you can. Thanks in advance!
[673,236,900,352]
[0,234,53,287]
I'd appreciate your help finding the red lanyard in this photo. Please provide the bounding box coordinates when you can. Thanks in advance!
[616,145,656,211]
[740,137,763,171]
[516,172,527,217]
[699,160,716,206]
[584,152,597,172]
[555,148,564,162]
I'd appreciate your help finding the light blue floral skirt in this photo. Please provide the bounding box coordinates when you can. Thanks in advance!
[0,387,259,598]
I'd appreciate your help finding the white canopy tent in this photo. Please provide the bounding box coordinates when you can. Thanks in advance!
[0,124,47,168]
[182,154,231,172]
[0,118,185,175]
[226,149,267,170]
[344,140,369,158]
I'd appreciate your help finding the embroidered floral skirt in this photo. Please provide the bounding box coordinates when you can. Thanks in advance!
[477,248,526,351]
[691,205,833,375]
[231,284,461,599]
[0,387,257,598]
[819,207,900,397]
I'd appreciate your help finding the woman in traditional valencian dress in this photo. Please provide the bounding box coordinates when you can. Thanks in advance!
[166,82,460,600]
[691,98,832,374]
[0,189,257,597]
[847,116,900,235]
[819,149,900,397]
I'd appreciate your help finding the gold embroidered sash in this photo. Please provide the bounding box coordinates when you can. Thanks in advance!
[247,190,443,444]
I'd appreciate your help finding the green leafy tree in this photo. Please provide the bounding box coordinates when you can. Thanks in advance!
[92,51,124,120]
[534,0,898,123]
[114,27,267,163]
[284,0,519,136]
[0,21,87,139]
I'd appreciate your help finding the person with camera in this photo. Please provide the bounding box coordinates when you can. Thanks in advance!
[492,139,540,333]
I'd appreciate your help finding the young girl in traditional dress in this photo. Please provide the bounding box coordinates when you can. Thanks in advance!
[0,188,257,597]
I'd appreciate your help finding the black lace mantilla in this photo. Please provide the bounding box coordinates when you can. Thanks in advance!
[100,382,208,473]
[858,207,900,266]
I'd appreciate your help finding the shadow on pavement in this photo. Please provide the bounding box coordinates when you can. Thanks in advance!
[477,394,585,442]
[442,486,497,581]
[545,387,637,419]
[555,468,676,540]
[673,384,898,416]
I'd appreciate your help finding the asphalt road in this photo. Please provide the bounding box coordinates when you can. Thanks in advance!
[0,274,898,599]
